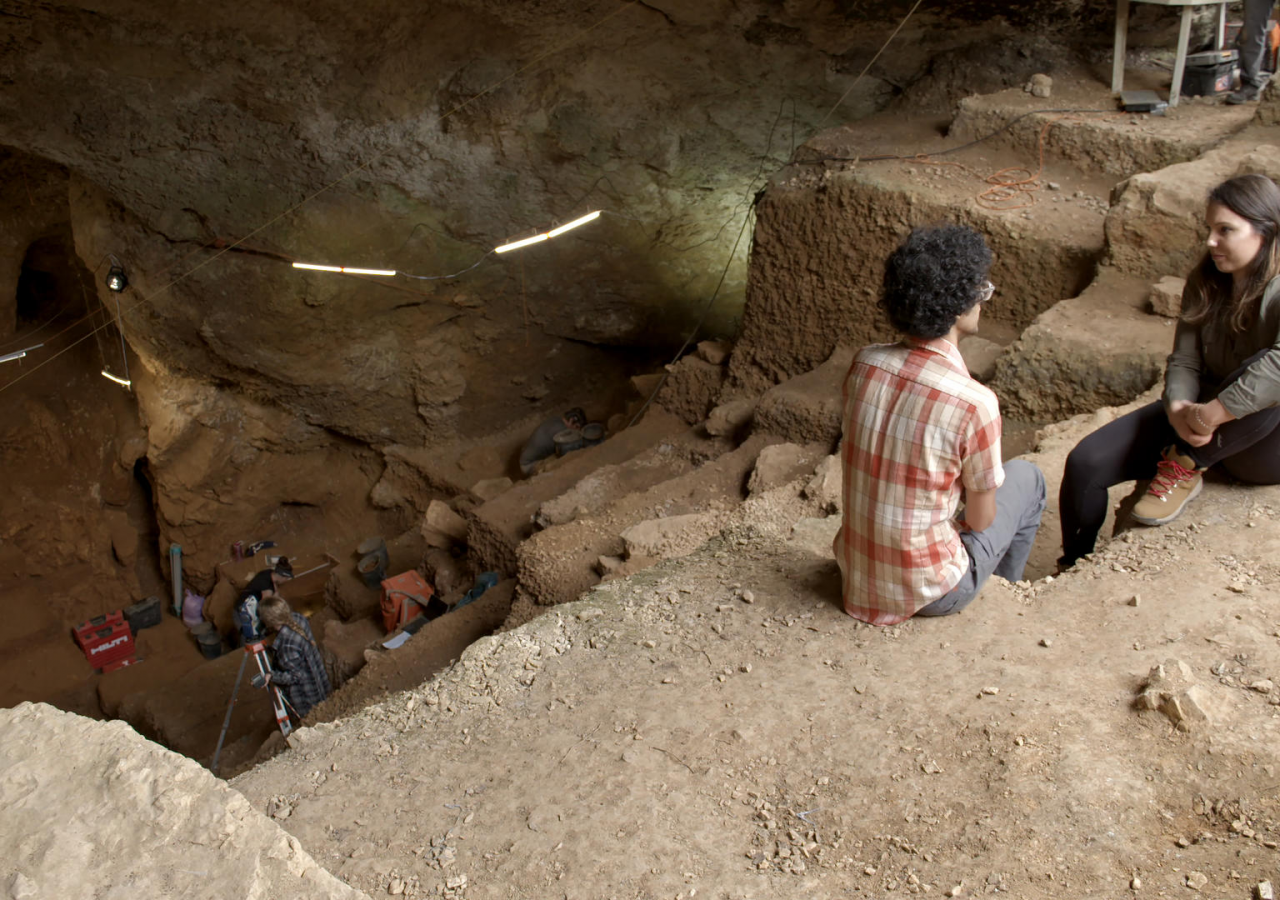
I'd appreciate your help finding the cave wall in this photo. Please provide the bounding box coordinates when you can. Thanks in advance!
[0,0,1148,593]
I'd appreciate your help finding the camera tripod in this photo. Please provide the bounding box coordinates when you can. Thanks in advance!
[211,638,294,773]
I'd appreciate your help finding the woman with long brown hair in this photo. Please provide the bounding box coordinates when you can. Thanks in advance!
[1060,173,1280,568]
[259,596,331,720]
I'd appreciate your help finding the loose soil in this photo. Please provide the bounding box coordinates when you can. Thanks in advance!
[232,402,1280,899]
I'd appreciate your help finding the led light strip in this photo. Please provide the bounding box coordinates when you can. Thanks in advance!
[101,370,132,388]
[292,262,397,276]
[495,210,602,253]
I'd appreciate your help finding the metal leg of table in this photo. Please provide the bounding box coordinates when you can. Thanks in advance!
[1169,5,1196,106]
[1113,0,1131,93]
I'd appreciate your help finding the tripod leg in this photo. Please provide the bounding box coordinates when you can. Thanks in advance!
[212,649,251,774]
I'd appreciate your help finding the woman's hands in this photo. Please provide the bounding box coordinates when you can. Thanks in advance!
[1168,399,1233,448]
[1167,400,1210,447]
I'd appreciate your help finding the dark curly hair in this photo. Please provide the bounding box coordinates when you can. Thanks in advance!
[881,224,992,339]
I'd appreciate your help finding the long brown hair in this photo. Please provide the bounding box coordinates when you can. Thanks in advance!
[1182,173,1280,333]
[259,596,313,645]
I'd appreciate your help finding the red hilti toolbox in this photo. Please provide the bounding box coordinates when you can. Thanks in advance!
[73,610,124,648]
[73,612,135,669]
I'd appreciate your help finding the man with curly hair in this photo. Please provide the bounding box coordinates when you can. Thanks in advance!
[833,224,1046,625]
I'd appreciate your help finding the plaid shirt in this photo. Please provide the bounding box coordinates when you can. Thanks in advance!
[834,338,1004,625]
[270,613,331,719]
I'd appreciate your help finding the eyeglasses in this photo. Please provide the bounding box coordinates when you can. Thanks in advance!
[976,281,995,305]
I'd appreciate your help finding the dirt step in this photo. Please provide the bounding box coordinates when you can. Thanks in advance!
[515,434,823,607]
[729,113,1107,397]
[1106,134,1280,283]
[465,408,690,576]
[989,266,1172,423]
[949,85,1254,180]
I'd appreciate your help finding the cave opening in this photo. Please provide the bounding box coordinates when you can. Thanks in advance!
[14,226,90,329]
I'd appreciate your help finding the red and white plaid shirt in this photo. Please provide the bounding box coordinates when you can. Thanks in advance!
[833,338,1004,625]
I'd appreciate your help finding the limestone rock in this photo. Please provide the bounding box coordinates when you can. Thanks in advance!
[1148,275,1185,318]
[423,548,465,600]
[1025,73,1052,98]
[620,512,719,561]
[422,500,468,549]
[470,477,513,503]
[657,355,726,425]
[106,509,138,568]
[0,703,366,899]
[204,578,239,636]
[631,373,666,400]
[369,475,408,510]
[747,442,810,495]
[706,398,756,438]
[751,347,853,447]
[804,455,843,512]
[1136,658,1220,731]
[696,340,731,365]
[958,335,1003,383]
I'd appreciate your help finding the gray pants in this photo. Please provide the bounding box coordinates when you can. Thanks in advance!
[917,460,1047,617]
[1241,0,1275,88]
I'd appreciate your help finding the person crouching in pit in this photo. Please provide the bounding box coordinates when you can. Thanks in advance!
[258,596,331,720]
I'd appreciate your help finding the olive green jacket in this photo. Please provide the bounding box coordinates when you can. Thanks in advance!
[1164,275,1280,417]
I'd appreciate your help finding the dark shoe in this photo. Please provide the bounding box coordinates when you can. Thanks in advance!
[1131,447,1203,526]
[1226,82,1263,105]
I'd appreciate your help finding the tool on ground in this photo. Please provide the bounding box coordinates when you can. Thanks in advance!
[210,638,293,773]
[72,610,138,672]
[1118,90,1167,114]
[169,543,183,617]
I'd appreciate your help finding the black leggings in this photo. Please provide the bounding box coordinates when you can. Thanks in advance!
[1059,358,1280,567]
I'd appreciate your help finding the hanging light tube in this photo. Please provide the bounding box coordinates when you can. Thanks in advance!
[101,370,132,388]
[494,209,602,254]
[546,209,601,238]
[292,262,397,276]
[493,233,549,254]
[0,343,43,364]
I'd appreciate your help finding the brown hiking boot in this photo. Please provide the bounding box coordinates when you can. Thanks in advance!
[1131,447,1203,526]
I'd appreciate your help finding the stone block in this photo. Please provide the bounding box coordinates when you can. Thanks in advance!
[958,335,1003,383]
[1149,275,1185,318]
[706,398,756,437]
[1025,73,1052,98]
[1135,658,1219,731]
[804,455,843,512]
[751,347,853,447]
[422,499,468,548]
[696,340,731,365]
[620,512,719,561]
[747,442,810,495]
[470,477,513,503]
[106,509,138,568]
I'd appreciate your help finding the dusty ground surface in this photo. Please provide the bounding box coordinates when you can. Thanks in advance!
[229,400,1280,900]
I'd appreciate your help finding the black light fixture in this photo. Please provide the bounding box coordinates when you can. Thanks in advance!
[105,265,128,292]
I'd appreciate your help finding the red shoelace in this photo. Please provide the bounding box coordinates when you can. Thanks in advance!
[1147,457,1197,498]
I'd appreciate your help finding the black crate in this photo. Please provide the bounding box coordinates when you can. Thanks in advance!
[1182,61,1236,97]
[124,596,163,633]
